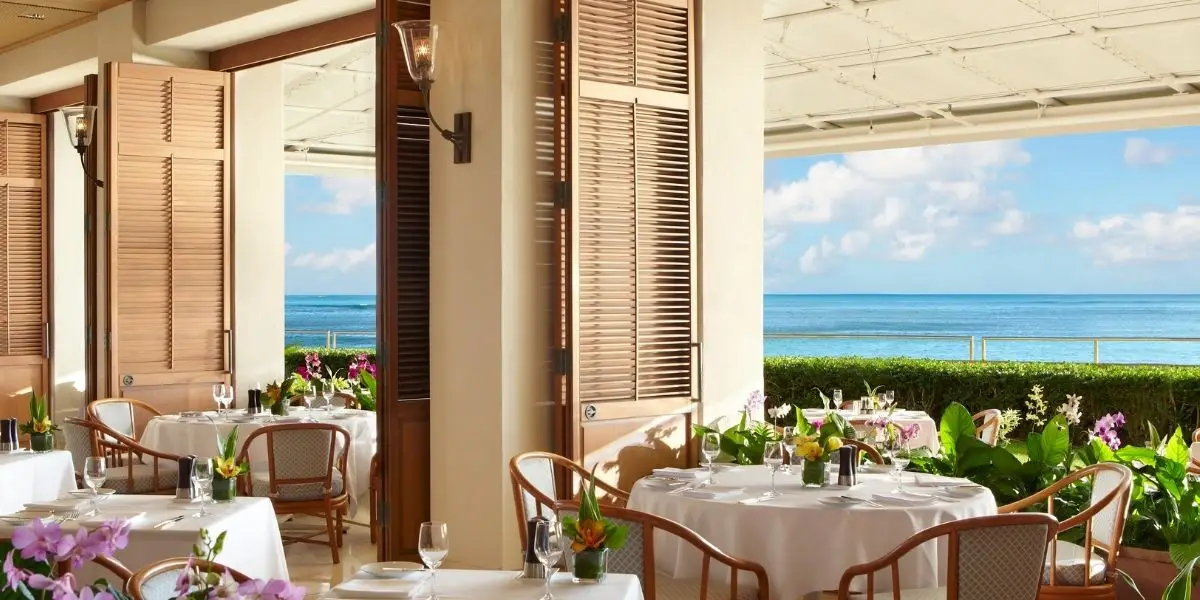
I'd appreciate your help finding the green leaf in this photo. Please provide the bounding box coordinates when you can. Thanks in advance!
[1163,555,1200,600]
[1088,438,1117,463]
[1148,421,1163,453]
[604,523,628,550]
[1025,432,1045,464]
[1169,540,1200,569]
[1165,428,1191,468]
[1115,445,1157,466]
[1040,415,1071,466]
[212,530,227,556]
[938,402,975,457]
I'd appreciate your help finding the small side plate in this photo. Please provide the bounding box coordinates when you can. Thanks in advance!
[818,496,865,507]
[360,561,426,580]
[68,488,116,499]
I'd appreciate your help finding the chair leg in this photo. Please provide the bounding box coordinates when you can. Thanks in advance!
[325,509,340,564]
[336,508,345,547]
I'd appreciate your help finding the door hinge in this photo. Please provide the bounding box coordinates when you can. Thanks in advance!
[554,348,571,375]
[554,181,570,210]
[554,12,570,44]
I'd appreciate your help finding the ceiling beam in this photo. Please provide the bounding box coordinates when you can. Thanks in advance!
[208,9,373,72]
[30,84,84,114]
[284,42,373,96]
[284,86,374,133]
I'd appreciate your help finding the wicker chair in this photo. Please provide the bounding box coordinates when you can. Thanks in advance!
[801,513,1058,600]
[840,439,885,465]
[509,451,630,549]
[1190,429,1200,474]
[555,500,769,600]
[236,422,351,563]
[369,453,380,543]
[127,558,249,600]
[62,417,180,494]
[973,409,1002,446]
[87,398,162,444]
[998,463,1132,600]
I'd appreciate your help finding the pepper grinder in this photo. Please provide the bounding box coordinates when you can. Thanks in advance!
[838,445,859,487]
[518,517,549,580]
[177,455,197,500]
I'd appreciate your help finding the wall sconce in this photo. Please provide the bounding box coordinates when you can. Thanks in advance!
[393,20,472,164]
[60,105,105,188]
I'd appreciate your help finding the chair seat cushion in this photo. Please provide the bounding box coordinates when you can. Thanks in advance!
[801,587,946,600]
[250,469,344,501]
[1043,541,1106,586]
[656,576,758,600]
[106,462,179,494]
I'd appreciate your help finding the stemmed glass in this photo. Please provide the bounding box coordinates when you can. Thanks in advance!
[321,382,335,415]
[883,390,896,410]
[192,460,214,518]
[701,432,720,476]
[418,522,449,599]
[83,457,106,516]
[222,385,235,414]
[781,427,797,474]
[534,521,568,600]
[212,384,226,416]
[832,389,843,410]
[302,383,317,421]
[884,437,911,492]
[762,441,785,499]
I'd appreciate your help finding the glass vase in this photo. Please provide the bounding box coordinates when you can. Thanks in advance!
[212,476,237,502]
[30,433,53,452]
[572,548,609,583]
[270,399,288,416]
[801,459,828,487]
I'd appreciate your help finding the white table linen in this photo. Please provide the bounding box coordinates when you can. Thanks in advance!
[630,466,996,599]
[0,495,288,582]
[328,570,642,600]
[802,409,940,452]
[0,450,77,514]
[139,409,376,515]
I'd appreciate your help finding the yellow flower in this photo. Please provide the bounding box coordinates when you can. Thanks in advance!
[572,519,607,552]
[32,419,52,434]
[790,434,811,446]
[214,457,245,479]
[825,436,843,452]
[798,441,823,462]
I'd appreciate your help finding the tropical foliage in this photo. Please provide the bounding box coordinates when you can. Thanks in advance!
[18,392,58,436]
[213,427,249,480]
[561,471,628,553]
[789,411,851,462]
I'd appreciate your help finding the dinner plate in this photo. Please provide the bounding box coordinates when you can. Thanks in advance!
[818,496,866,507]
[941,484,987,498]
[69,488,116,499]
[359,562,426,580]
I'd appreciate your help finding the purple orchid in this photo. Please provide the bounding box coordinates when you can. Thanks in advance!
[899,423,921,443]
[745,390,766,413]
[175,556,198,596]
[1092,412,1126,451]
[12,518,62,563]
[77,587,116,600]
[810,419,824,431]
[295,365,310,381]
[54,527,99,568]
[28,572,77,600]
[3,550,27,591]
[239,579,308,600]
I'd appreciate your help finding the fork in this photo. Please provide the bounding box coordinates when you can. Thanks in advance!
[667,479,711,495]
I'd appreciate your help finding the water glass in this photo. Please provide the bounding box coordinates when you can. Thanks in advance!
[885,438,911,492]
[192,460,214,518]
[222,385,235,413]
[701,432,720,475]
[83,457,106,515]
[321,383,335,414]
[302,384,317,421]
[534,521,568,600]
[781,427,797,473]
[212,384,226,415]
[763,441,785,498]
[419,522,449,599]
[884,390,896,409]
[832,389,843,409]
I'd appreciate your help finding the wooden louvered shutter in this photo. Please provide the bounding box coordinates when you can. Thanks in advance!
[0,113,48,419]
[377,0,432,561]
[554,0,699,480]
[106,63,230,413]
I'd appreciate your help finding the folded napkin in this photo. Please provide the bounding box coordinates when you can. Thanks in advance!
[651,467,709,480]
[23,499,88,512]
[871,492,934,507]
[913,474,972,488]
[680,486,745,500]
[330,577,430,599]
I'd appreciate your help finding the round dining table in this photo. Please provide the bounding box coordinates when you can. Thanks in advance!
[629,465,996,599]
[139,408,376,516]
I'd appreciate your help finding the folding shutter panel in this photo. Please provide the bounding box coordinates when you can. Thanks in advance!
[0,114,48,420]
[106,63,230,414]
[377,0,432,561]
[555,0,698,482]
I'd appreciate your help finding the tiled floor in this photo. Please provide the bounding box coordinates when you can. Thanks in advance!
[282,515,378,595]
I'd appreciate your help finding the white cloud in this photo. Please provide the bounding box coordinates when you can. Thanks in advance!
[871,197,905,230]
[799,237,836,274]
[1072,206,1200,263]
[1123,138,1176,167]
[284,243,292,255]
[891,231,936,261]
[301,176,375,214]
[840,230,870,255]
[991,209,1028,235]
[291,243,377,272]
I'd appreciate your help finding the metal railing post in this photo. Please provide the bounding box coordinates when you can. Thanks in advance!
[1093,339,1100,364]
[969,336,975,361]
[332,332,338,349]
[325,331,332,348]
[981,338,988,362]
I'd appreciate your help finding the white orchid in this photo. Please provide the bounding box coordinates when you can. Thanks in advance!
[1057,393,1083,426]
[766,404,792,421]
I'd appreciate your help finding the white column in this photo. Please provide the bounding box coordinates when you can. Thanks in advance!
[428,0,553,570]
[699,0,766,424]
[232,63,286,389]
[50,116,87,421]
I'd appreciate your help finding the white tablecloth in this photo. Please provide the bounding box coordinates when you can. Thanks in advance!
[0,451,77,514]
[330,570,642,600]
[0,495,288,582]
[139,409,376,516]
[803,409,940,452]
[630,466,995,598]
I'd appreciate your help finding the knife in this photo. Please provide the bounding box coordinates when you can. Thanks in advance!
[153,515,186,529]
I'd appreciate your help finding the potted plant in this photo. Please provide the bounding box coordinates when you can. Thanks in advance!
[347,354,377,410]
[262,375,298,416]
[212,427,248,502]
[562,470,629,583]
[18,392,58,452]
[789,411,851,487]
[691,390,780,465]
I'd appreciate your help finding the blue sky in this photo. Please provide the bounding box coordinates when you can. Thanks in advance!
[285,173,375,295]
[764,126,1200,294]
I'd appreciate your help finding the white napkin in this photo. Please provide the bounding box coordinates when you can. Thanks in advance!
[330,577,430,598]
[23,499,88,512]
[913,474,972,488]
[872,492,934,506]
[679,487,744,500]
[651,467,708,480]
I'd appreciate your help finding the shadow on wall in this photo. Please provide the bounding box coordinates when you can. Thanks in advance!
[594,418,689,493]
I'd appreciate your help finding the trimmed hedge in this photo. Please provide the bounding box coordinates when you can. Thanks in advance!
[764,356,1200,443]
[283,347,375,379]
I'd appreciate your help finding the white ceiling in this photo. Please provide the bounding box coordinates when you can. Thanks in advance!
[281,38,375,175]
[764,0,1200,155]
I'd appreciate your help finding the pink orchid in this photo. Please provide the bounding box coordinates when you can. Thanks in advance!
[3,550,27,591]
[12,518,62,563]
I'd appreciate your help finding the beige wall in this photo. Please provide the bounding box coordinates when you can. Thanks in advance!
[428,0,554,570]
[233,63,287,389]
[50,116,87,421]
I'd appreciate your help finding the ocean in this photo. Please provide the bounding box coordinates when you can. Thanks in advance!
[285,294,1200,365]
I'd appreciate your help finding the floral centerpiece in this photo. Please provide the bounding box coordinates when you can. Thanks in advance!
[261,374,303,416]
[345,354,377,411]
[691,390,779,465]
[19,392,58,452]
[212,427,248,502]
[788,411,851,487]
[562,470,628,583]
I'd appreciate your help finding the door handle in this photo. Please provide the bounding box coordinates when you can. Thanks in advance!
[43,322,50,359]
[223,330,231,373]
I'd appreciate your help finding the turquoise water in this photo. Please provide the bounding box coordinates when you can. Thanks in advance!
[285,294,1200,364]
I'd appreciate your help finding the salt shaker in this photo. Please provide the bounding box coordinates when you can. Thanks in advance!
[518,517,549,579]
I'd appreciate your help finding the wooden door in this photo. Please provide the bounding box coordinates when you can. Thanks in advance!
[104,63,231,414]
[377,0,432,561]
[554,0,700,492]
[0,114,49,420]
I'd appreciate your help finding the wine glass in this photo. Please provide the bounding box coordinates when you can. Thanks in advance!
[534,521,568,600]
[832,389,843,410]
[701,432,720,475]
[83,457,106,516]
[781,426,797,473]
[221,385,235,414]
[762,441,785,499]
[321,381,335,415]
[419,522,449,599]
[885,437,911,492]
[192,460,214,518]
[212,384,226,415]
[884,390,896,410]
[302,383,317,421]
